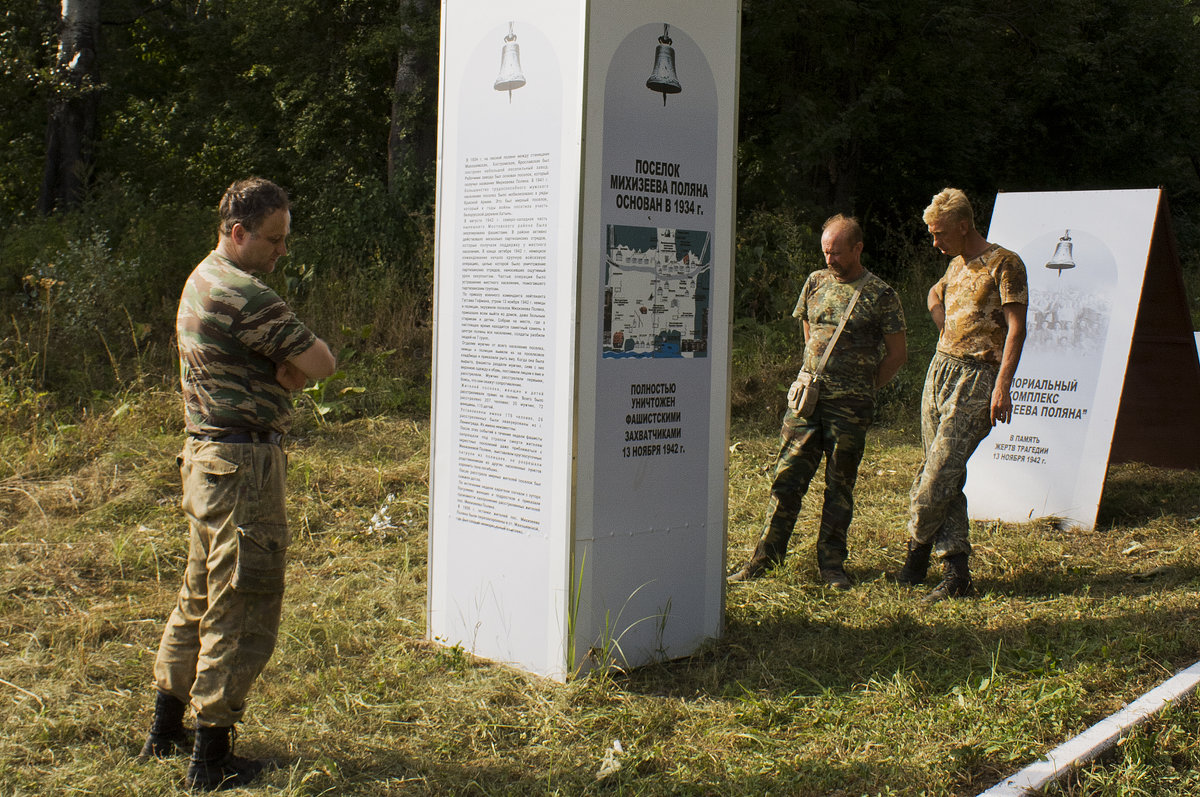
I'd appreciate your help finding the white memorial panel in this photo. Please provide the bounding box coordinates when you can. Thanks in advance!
[966,189,1158,529]
[429,0,739,680]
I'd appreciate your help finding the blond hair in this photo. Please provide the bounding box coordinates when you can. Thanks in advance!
[922,188,974,228]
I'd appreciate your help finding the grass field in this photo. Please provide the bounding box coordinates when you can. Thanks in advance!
[1,385,1198,796]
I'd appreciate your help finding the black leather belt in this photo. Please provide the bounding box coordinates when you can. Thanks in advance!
[190,430,283,445]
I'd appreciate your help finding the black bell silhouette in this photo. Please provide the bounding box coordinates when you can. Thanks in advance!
[646,24,681,105]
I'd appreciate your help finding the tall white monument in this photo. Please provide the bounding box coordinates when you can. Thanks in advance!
[428,0,740,680]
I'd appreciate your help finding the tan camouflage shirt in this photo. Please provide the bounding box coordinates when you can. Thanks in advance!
[794,269,906,401]
[932,244,1028,366]
[177,251,317,435]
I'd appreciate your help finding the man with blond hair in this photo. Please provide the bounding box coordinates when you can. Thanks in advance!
[894,188,1027,602]
[729,214,906,589]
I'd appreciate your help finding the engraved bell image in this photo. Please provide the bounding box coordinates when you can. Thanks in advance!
[646,23,682,105]
[1045,229,1076,277]
[493,22,526,102]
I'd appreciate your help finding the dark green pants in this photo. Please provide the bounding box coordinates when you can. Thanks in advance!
[748,396,874,572]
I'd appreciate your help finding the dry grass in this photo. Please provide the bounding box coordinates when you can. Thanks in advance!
[0,388,1198,795]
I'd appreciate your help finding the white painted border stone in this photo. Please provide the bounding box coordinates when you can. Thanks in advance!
[978,660,1200,796]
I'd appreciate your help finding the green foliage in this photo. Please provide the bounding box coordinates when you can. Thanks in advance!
[0,335,49,435]
[9,234,141,392]
[24,230,142,340]
[299,370,364,424]
[0,184,213,393]
[734,207,822,321]
[92,0,437,211]
[739,0,1200,266]
[285,175,435,303]
[0,3,58,224]
[0,0,438,388]
[1,0,1199,422]
[730,315,801,425]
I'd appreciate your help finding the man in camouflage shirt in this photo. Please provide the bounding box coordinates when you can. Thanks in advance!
[139,178,335,791]
[729,215,907,589]
[895,188,1027,602]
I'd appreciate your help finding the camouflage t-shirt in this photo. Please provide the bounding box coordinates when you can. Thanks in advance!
[177,251,317,435]
[793,269,906,401]
[932,243,1028,366]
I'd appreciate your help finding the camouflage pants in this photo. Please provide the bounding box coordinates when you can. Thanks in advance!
[153,437,290,728]
[748,396,874,572]
[907,352,996,558]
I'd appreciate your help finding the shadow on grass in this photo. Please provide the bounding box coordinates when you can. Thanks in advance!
[982,561,1200,600]
[758,556,1200,603]
[1095,462,1200,529]
[621,598,1200,703]
[283,744,936,797]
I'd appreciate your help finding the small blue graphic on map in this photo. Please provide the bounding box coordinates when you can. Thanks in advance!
[603,225,711,359]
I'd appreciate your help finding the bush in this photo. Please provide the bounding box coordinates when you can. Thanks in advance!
[0,173,435,416]
[734,207,823,323]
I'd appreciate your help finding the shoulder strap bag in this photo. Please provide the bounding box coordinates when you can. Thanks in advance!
[786,283,864,417]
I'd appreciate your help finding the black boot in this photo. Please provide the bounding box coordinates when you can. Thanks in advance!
[923,553,975,603]
[138,691,191,759]
[892,540,933,586]
[819,566,851,590]
[727,559,773,583]
[186,725,267,792]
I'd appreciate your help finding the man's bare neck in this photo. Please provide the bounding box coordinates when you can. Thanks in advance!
[962,233,992,261]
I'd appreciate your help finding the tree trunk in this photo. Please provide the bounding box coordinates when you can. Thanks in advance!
[38,0,101,215]
[387,0,436,195]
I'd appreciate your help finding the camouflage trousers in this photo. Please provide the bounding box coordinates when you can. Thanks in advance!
[907,352,996,558]
[153,437,290,728]
[747,395,874,572]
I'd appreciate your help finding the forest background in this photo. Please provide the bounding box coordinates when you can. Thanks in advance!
[3,0,1200,409]
[3,2,1200,795]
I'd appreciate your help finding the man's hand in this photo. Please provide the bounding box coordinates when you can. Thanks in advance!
[990,382,1013,425]
[991,303,1026,426]
[276,360,308,391]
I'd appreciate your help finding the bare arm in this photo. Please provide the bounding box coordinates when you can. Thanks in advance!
[875,331,907,389]
[276,338,336,390]
[802,319,811,345]
[927,284,946,332]
[990,303,1027,425]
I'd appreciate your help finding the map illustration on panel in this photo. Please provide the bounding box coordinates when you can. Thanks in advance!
[602,225,710,358]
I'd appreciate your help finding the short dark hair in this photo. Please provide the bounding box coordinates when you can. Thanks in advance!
[822,213,863,246]
[218,177,290,235]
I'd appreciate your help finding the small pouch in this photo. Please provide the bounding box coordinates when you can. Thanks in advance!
[787,370,819,417]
